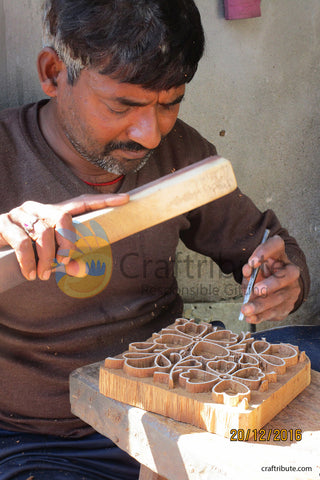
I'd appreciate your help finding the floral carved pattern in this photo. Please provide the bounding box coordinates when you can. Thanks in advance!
[104,318,305,408]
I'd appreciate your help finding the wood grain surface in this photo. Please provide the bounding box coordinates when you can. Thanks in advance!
[99,320,311,439]
[0,156,236,293]
[71,364,320,480]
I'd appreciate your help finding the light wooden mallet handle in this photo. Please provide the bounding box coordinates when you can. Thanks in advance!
[78,155,236,241]
[0,155,237,292]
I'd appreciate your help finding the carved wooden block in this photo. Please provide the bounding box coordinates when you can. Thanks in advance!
[99,319,311,438]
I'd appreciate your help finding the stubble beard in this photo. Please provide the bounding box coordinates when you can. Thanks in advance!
[64,130,154,175]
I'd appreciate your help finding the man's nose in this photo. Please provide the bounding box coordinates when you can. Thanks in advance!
[127,108,162,150]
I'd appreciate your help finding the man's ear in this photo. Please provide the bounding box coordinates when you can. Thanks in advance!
[37,47,65,97]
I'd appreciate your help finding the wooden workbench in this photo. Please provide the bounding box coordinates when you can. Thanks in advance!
[70,363,320,480]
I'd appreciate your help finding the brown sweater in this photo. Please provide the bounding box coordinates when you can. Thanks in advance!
[0,101,309,437]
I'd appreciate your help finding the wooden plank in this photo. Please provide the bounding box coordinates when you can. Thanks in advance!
[99,320,311,438]
[78,155,237,244]
[100,361,310,438]
[139,465,167,480]
[0,156,237,293]
[70,364,320,480]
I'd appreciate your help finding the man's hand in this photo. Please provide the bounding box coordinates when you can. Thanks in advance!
[0,193,129,281]
[240,235,301,324]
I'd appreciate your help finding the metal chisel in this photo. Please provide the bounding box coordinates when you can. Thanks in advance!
[239,228,270,322]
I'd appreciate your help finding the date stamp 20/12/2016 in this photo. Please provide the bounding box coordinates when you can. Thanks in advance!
[230,428,302,442]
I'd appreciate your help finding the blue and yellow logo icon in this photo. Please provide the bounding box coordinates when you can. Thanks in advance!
[55,220,112,298]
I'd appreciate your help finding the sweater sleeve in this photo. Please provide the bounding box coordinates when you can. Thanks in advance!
[180,187,310,313]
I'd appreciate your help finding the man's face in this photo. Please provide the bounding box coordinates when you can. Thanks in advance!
[55,66,185,175]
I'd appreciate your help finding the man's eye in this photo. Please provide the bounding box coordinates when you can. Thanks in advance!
[106,104,130,115]
[160,103,179,111]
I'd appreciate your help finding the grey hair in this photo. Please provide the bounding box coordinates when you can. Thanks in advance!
[42,0,87,82]
[41,0,205,89]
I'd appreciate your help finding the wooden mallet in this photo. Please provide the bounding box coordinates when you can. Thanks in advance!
[0,155,237,293]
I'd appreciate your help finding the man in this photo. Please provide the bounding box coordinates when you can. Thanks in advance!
[0,0,309,479]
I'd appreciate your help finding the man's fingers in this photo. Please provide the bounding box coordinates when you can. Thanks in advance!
[32,220,56,280]
[54,195,130,265]
[0,215,37,280]
[249,263,300,300]
[242,263,252,279]
[248,235,287,268]
[243,276,300,324]
[242,284,298,316]
[242,235,298,287]
[65,259,89,278]
[58,193,130,216]
[241,269,301,324]
[0,195,129,281]
[55,194,130,260]
[8,201,76,280]
[241,253,281,281]
[241,257,287,297]
[244,306,289,324]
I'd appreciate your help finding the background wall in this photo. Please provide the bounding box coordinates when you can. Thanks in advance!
[0,0,319,331]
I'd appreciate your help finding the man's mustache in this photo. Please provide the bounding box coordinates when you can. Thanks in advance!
[103,141,149,155]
